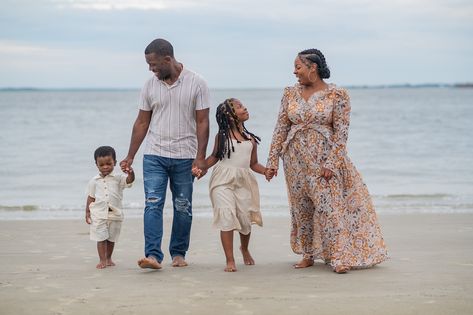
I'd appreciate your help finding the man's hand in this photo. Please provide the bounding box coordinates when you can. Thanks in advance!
[192,158,207,179]
[120,156,134,173]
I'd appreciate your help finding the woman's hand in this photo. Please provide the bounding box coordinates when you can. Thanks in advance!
[320,167,333,180]
[265,168,278,181]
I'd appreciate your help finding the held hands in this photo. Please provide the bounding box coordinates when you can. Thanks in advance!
[192,158,208,179]
[192,166,203,178]
[124,165,134,174]
[120,156,134,174]
[264,168,277,182]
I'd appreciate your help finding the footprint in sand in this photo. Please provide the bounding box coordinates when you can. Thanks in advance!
[25,286,42,293]
[50,255,67,260]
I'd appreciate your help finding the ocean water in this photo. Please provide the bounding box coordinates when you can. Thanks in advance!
[1,87,472,220]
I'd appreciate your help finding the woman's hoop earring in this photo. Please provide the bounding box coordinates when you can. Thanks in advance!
[308,71,317,83]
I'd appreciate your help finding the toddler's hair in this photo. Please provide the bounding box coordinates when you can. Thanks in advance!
[214,98,260,160]
[94,146,116,162]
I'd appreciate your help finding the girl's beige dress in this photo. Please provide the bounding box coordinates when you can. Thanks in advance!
[267,83,387,269]
[209,139,263,235]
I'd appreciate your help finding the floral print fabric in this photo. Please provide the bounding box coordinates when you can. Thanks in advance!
[267,84,387,269]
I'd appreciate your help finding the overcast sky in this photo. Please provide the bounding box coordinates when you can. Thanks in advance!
[0,0,472,88]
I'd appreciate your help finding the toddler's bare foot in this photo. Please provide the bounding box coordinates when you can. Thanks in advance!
[293,258,314,269]
[172,256,188,267]
[224,260,237,272]
[96,261,107,269]
[138,256,162,269]
[240,247,255,265]
[106,259,115,267]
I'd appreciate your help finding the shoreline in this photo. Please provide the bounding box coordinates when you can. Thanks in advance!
[1,214,472,314]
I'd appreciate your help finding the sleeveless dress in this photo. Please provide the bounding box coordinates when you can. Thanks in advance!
[209,139,263,235]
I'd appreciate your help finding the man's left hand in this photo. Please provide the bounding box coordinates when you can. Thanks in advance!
[193,158,207,179]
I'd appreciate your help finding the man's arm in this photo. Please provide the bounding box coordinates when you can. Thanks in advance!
[193,108,209,177]
[120,110,152,172]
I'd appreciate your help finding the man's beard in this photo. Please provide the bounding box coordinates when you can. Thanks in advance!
[157,71,171,81]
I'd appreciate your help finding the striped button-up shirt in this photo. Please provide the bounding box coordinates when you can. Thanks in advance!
[139,67,210,159]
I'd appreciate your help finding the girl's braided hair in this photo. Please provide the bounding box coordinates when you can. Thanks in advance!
[214,98,261,160]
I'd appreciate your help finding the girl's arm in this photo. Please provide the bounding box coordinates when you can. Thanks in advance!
[250,139,268,176]
[205,134,220,169]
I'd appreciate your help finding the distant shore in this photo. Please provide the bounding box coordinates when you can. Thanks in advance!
[1,83,472,92]
[1,213,472,315]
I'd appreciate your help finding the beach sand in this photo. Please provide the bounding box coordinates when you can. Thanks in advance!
[1,214,472,315]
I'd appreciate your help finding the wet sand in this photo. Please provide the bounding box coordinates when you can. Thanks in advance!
[0,214,472,314]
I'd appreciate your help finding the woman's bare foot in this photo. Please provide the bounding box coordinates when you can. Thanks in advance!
[293,258,314,269]
[96,261,107,269]
[138,256,162,269]
[240,247,255,265]
[334,265,349,274]
[224,260,237,272]
[106,259,115,267]
[172,256,188,267]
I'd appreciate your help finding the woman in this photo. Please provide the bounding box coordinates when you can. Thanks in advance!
[266,49,387,273]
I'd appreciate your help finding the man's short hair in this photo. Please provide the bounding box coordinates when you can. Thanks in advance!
[145,38,174,57]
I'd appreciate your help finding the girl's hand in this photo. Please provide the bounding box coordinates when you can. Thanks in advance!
[264,168,277,181]
[192,166,203,178]
[320,167,333,180]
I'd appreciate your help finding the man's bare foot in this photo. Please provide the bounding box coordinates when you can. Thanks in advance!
[240,247,255,265]
[96,261,107,269]
[224,261,237,272]
[138,256,162,269]
[106,259,115,267]
[172,256,188,267]
[293,258,314,269]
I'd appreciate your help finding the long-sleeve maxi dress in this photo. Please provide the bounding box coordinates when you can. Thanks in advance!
[267,84,387,269]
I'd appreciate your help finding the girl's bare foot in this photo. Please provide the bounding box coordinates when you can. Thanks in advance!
[293,258,314,269]
[240,247,255,265]
[106,259,115,267]
[224,260,237,272]
[96,261,107,269]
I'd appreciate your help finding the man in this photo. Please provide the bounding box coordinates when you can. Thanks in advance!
[120,38,210,269]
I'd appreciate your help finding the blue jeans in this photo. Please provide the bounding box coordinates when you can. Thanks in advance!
[143,154,194,263]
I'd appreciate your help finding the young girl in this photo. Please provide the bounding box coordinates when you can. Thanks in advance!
[193,98,272,272]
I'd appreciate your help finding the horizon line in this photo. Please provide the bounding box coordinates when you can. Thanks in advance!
[1,82,472,91]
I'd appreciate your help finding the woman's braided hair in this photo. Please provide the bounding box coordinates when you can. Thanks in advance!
[298,49,331,79]
[214,98,261,160]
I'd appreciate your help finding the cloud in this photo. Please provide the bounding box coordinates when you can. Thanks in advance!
[51,0,200,10]
[0,0,471,87]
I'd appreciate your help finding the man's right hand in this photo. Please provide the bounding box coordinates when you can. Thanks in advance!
[120,156,134,173]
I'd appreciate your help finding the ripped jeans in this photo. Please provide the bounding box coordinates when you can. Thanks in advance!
[143,155,194,263]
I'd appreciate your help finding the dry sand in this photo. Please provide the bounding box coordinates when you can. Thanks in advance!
[1,214,472,315]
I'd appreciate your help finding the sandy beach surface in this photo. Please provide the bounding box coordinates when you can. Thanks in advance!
[1,214,472,315]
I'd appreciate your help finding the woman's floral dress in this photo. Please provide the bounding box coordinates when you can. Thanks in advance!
[267,83,387,269]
